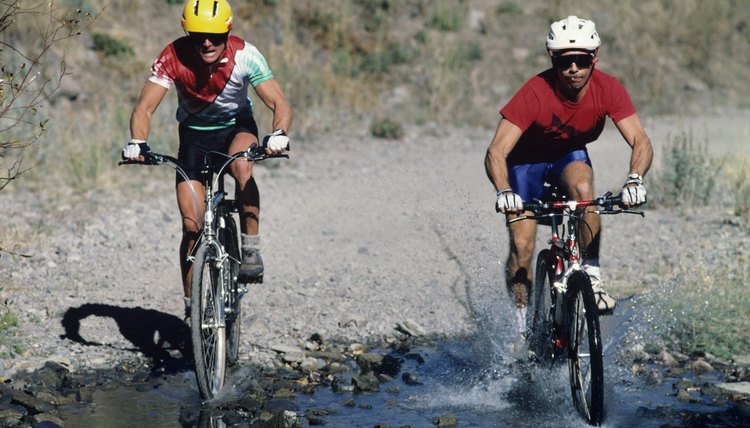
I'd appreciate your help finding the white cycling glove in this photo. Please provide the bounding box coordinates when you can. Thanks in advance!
[122,139,151,160]
[496,188,524,213]
[620,173,647,206]
[262,129,290,152]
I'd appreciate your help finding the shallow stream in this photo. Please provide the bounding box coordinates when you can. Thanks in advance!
[57,303,746,427]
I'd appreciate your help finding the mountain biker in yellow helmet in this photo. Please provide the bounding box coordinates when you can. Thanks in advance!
[484,16,653,355]
[181,0,234,34]
[123,0,293,318]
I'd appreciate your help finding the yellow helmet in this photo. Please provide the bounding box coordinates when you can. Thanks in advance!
[181,0,233,34]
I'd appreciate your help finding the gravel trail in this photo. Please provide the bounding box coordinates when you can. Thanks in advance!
[1,119,747,377]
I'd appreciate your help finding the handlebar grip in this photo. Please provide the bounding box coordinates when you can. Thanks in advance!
[522,201,542,212]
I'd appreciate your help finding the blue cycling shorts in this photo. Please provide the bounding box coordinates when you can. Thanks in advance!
[508,149,592,202]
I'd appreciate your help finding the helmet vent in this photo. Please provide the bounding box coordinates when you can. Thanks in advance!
[192,0,198,16]
[213,0,219,17]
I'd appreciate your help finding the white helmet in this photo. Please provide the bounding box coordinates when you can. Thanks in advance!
[546,15,601,52]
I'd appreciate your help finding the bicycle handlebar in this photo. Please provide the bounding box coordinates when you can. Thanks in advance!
[118,144,288,169]
[522,192,625,212]
[507,191,644,225]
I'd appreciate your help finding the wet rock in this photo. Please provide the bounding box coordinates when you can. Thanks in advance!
[396,319,426,337]
[644,369,663,386]
[401,372,421,386]
[299,357,326,373]
[692,358,715,375]
[733,354,750,367]
[271,345,306,364]
[304,408,336,426]
[677,389,698,402]
[356,352,384,373]
[672,350,690,363]
[0,383,54,414]
[32,412,64,426]
[636,405,677,418]
[717,381,750,398]
[263,399,298,414]
[307,349,346,363]
[352,372,379,392]
[658,350,678,367]
[261,409,300,428]
[432,412,458,427]
[0,403,27,419]
[348,343,368,355]
[328,362,349,373]
[29,361,70,391]
[331,380,355,393]
[304,333,324,351]
[379,354,402,377]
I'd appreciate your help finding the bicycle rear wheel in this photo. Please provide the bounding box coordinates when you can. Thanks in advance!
[191,243,227,400]
[530,249,556,362]
[218,209,241,366]
[565,271,604,425]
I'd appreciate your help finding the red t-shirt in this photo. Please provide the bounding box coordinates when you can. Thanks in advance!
[500,68,636,164]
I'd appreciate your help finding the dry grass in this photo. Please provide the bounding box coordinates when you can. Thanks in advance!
[2,0,748,185]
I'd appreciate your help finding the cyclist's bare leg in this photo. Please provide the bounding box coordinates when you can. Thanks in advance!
[227,131,260,235]
[559,160,600,260]
[506,214,537,308]
[177,179,206,298]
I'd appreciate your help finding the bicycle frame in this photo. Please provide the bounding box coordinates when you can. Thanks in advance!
[120,144,287,400]
[510,192,644,425]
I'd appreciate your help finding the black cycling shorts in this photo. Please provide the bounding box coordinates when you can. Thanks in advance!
[176,114,258,184]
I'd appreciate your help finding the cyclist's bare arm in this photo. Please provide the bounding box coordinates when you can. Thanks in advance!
[614,113,654,178]
[254,79,293,153]
[485,118,523,213]
[130,81,169,142]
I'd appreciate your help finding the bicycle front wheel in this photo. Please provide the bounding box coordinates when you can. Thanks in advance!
[218,210,241,367]
[191,243,227,400]
[530,249,556,362]
[565,271,604,425]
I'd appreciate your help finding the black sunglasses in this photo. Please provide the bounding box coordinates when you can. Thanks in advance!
[188,32,228,46]
[552,54,594,69]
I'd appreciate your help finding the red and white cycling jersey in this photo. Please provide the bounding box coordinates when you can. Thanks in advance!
[149,35,273,129]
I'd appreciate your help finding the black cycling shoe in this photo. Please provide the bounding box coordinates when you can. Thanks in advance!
[239,250,264,283]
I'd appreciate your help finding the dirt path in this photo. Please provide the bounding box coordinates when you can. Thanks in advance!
[1,118,747,376]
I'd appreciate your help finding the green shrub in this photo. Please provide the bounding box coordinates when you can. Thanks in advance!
[0,307,23,358]
[659,266,750,359]
[728,160,750,225]
[370,118,404,139]
[360,44,416,74]
[496,2,524,16]
[650,129,720,207]
[427,3,464,32]
[92,32,134,58]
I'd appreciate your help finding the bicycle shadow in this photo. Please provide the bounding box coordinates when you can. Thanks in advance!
[60,303,192,373]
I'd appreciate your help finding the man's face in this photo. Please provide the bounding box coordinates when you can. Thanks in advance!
[189,32,228,64]
[552,50,597,92]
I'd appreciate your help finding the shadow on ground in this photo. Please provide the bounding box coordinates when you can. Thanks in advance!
[60,303,192,373]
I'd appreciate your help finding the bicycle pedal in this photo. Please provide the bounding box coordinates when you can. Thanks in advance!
[240,274,263,285]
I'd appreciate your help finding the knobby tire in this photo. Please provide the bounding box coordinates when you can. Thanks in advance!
[565,271,604,425]
[530,249,556,362]
[218,207,242,367]
[191,243,227,400]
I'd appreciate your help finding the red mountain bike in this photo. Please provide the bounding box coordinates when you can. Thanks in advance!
[509,190,644,426]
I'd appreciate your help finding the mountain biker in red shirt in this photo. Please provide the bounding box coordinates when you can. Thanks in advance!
[122,0,293,317]
[484,16,653,348]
